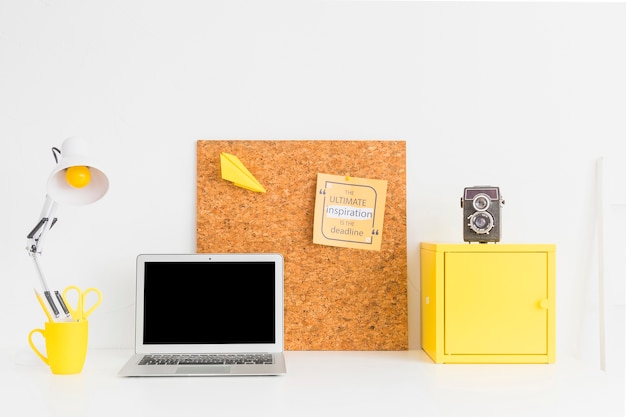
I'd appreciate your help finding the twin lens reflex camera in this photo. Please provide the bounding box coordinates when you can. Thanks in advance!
[461,186,504,243]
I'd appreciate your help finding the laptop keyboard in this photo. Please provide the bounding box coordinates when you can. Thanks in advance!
[139,353,274,366]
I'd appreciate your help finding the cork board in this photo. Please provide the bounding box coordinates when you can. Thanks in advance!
[196,140,407,350]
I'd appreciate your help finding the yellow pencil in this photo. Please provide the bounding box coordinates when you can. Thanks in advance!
[34,288,53,322]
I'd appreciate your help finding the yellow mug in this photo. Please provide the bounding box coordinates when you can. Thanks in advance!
[28,320,89,374]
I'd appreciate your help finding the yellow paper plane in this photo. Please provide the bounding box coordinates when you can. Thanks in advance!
[220,152,266,193]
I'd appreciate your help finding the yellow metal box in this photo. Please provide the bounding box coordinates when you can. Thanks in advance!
[420,242,556,364]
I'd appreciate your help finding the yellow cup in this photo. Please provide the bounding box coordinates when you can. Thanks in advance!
[28,320,89,374]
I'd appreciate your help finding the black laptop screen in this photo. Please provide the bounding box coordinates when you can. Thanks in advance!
[143,261,276,345]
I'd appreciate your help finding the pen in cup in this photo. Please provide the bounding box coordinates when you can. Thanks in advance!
[34,288,53,322]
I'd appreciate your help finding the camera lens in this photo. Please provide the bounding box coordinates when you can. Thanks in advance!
[473,194,490,211]
[468,211,494,234]
[474,215,488,229]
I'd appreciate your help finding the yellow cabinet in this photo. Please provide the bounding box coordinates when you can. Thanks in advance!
[420,242,556,364]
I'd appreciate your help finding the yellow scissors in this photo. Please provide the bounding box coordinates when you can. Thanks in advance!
[61,286,102,321]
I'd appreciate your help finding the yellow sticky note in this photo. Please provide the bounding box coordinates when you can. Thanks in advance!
[313,173,388,251]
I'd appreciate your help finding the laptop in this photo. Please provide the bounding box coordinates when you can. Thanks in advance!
[118,253,286,376]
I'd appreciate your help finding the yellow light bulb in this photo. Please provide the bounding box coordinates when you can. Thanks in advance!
[65,166,91,188]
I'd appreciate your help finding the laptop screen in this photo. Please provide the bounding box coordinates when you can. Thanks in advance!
[135,253,284,354]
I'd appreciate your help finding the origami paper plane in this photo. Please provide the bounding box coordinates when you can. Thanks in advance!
[219,152,267,193]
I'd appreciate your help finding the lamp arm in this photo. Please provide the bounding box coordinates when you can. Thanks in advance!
[26,195,70,319]
[26,195,58,256]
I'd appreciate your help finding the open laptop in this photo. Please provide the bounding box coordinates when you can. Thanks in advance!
[118,253,286,376]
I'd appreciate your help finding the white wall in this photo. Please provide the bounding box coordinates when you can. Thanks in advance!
[1,1,624,369]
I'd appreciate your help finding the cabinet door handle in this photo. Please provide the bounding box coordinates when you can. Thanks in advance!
[538,299,550,309]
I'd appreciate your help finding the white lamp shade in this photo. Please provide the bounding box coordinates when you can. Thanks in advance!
[46,137,109,206]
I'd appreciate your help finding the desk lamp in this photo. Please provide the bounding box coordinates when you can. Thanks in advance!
[26,137,109,320]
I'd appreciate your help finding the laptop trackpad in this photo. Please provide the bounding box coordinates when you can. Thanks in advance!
[176,365,231,375]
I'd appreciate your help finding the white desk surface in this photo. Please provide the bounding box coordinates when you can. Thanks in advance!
[2,348,624,417]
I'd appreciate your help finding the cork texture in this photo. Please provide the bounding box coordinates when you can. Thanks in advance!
[197,140,407,350]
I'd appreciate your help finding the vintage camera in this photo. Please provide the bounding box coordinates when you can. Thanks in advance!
[461,186,504,243]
